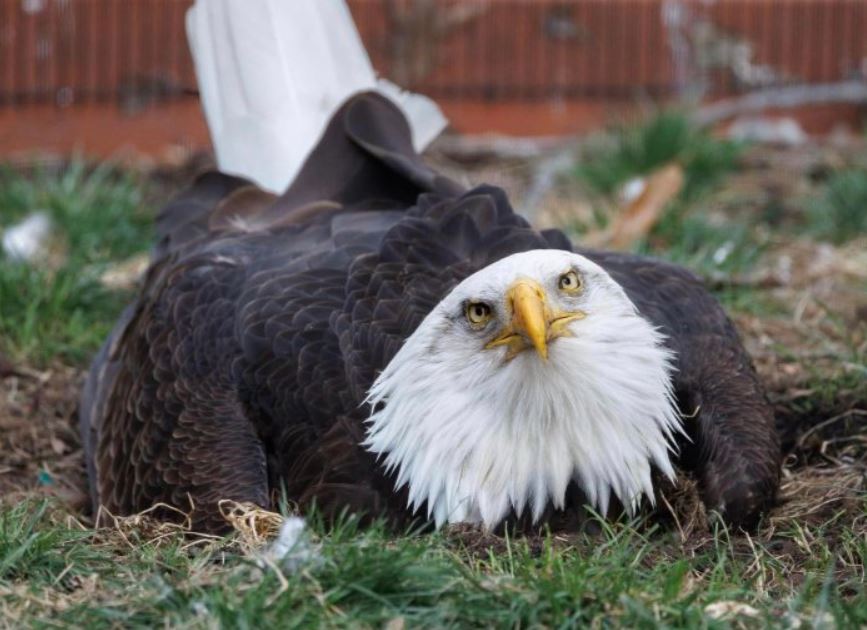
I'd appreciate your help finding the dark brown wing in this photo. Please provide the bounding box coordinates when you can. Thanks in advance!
[578,250,780,528]
[81,92,779,532]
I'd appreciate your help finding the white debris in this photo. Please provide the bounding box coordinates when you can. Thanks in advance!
[727,117,807,147]
[259,517,321,574]
[2,211,54,263]
[782,610,835,629]
[704,600,760,620]
[190,601,209,617]
[619,177,647,206]
[712,240,735,266]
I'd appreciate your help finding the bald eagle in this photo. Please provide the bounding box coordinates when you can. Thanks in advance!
[80,94,780,533]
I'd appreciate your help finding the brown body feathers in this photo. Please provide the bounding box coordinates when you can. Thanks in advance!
[80,94,780,532]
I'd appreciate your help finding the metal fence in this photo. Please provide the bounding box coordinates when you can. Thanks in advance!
[0,0,194,108]
[0,0,865,109]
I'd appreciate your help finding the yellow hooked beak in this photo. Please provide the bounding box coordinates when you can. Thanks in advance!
[485,279,585,361]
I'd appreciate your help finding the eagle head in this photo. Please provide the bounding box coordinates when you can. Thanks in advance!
[364,249,682,528]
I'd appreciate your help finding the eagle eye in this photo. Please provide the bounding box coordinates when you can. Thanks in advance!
[465,302,493,326]
[558,270,582,293]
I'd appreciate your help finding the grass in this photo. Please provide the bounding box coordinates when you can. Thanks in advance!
[0,501,103,584]
[640,202,766,279]
[806,168,867,244]
[0,498,863,628]
[577,110,742,201]
[0,162,152,364]
[711,287,789,319]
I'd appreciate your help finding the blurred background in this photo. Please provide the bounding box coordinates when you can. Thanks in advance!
[0,1,865,518]
[0,0,865,156]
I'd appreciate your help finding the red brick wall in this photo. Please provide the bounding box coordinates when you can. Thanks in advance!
[0,0,864,156]
[3,0,864,106]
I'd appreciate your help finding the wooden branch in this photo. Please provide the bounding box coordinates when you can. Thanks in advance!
[692,81,867,127]
[608,164,684,250]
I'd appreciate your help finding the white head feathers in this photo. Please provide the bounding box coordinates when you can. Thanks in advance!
[364,249,682,528]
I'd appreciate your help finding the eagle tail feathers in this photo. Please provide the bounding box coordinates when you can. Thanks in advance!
[186,0,447,194]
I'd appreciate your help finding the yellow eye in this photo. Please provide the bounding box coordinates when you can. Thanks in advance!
[466,302,493,326]
[558,270,582,293]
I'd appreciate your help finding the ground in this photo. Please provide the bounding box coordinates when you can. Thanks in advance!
[0,118,865,627]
